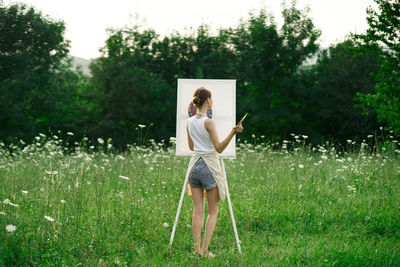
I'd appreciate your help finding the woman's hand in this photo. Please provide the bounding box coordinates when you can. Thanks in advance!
[233,123,243,133]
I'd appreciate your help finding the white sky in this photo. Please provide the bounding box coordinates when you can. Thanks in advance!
[4,0,376,59]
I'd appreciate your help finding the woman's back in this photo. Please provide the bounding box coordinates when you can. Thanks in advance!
[187,116,215,154]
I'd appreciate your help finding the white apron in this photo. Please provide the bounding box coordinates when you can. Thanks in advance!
[185,151,226,201]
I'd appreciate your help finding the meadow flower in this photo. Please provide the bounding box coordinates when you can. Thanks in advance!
[321,155,328,160]
[119,175,130,180]
[44,215,55,222]
[367,135,373,138]
[163,222,169,228]
[6,224,16,233]
[21,190,28,194]
[97,138,104,144]
[138,124,146,128]
[45,170,58,175]
[61,200,67,204]
[20,139,25,145]
[298,164,304,169]
[67,132,74,136]
[347,139,352,144]
[302,135,308,139]
[347,185,356,192]
[3,199,19,207]
[116,155,125,160]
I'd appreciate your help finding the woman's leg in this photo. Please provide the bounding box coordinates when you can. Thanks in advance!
[191,187,204,253]
[201,186,219,255]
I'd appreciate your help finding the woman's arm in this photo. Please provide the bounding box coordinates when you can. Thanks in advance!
[205,119,243,153]
[187,123,194,151]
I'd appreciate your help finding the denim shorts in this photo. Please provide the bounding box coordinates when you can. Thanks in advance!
[188,158,217,190]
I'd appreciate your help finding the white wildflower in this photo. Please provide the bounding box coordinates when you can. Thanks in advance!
[321,155,328,160]
[298,164,304,169]
[298,184,302,190]
[347,185,356,192]
[21,190,28,194]
[45,170,58,175]
[20,139,25,145]
[367,135,373,138]
[61,200,67,204]
[6,224,17,233]
[97,138,104,144]
[67,132,74,136]
[163,222,169,228]
[3,199,19,207]
[44,215,55,222]
[302,135,308,139]
[138,124,146,128]
[347,139,352,144]
[119,175,130,180]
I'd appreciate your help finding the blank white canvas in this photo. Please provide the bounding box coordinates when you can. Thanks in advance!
[176,79,236,157]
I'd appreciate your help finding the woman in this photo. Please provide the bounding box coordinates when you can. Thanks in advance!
[186,87,243,258]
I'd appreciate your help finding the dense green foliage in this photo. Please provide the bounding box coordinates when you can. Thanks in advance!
[1,1,397,149]
[0,3,98,146]
[0,134,399,265]
[355,0,400,135]
[299,39,380,144]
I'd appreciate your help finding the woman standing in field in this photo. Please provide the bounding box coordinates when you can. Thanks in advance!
[186,87,243,258]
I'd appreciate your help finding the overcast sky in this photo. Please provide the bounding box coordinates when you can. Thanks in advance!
[4,0,376,59]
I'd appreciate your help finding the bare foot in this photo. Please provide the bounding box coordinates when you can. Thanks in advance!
[192,250,202,257]
[203,250,215,259]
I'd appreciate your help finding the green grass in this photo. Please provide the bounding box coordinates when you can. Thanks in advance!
[0,133,399,266]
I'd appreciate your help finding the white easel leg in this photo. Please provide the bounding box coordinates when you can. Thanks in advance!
[169,162,191,249]
[221,158,242,254]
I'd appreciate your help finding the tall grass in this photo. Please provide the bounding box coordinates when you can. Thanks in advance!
[0,131,399,266]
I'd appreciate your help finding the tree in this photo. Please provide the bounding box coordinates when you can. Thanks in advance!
[355,0,400,135]
[0,3,70,143]
[299,39,380,144]
[229,0,321,140]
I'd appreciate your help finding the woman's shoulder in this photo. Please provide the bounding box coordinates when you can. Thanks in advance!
[204,118,214,129]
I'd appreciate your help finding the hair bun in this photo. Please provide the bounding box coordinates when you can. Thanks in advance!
[193,96,201,105]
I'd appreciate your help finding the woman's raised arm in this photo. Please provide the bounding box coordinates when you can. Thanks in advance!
[205,119,243,153]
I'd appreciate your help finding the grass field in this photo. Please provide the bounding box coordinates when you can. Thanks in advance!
[1,132,399,266]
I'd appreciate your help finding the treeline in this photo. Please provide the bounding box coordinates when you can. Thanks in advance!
[1,1,398,150]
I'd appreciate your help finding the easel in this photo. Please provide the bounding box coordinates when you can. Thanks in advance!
[168,157,242,254]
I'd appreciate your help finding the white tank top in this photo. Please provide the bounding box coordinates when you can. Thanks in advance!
[188,116,215,154]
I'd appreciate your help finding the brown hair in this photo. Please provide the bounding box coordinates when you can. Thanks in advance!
[192,87,211,107]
